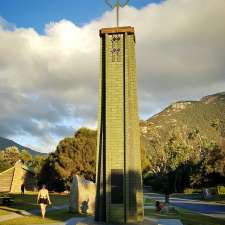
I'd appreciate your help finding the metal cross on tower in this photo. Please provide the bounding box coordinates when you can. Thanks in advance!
[105,0,130,27]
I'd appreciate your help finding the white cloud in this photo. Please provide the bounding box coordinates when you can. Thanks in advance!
[0,0,224,152]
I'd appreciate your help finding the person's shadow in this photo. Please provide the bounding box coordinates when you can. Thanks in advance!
[80,199,89,214]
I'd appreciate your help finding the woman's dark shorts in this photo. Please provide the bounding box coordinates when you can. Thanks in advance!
[38,198,48,205]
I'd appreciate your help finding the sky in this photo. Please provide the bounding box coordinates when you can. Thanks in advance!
[0,0,162,33]
[0,0,224,153]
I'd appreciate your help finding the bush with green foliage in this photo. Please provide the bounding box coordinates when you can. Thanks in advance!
[39,128,97,191]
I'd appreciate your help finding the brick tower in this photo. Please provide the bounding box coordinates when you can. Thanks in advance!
[95,26,144,224]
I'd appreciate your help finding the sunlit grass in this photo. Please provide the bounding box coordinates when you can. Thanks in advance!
[0,192,68,215]
[0,208,78,225]
[0,192,76,225]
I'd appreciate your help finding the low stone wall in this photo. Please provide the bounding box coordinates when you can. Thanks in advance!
[69,175,96,215]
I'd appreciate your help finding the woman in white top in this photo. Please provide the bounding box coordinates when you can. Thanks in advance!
[37,184,51,219]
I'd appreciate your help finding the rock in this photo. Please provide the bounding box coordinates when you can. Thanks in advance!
[69,175,96,215]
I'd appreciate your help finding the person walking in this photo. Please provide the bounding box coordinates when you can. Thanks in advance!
[165,189,170,204]
[21,183,25,195]
[37,184,51,219]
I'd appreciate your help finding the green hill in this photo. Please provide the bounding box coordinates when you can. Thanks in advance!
[140,92,225,157]
[0,136,46,156]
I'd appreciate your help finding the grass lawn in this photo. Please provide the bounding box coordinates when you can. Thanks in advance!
[0,209,10,216]
[171,193,225,204]
[205,196,225,205]
[145,208,225,225]
[0,192,69,215]
[144,198,155,206]
[145,198,225,225]
[217,200,225,204]
[0,192,79,225]
[0,208,81,225]
[171,193,203,200]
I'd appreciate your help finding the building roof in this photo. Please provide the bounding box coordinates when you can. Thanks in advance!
[99,26,136,41]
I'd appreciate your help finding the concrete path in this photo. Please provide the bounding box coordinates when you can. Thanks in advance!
[0,204,67,223]
[158,219,183,225]
[145,193,225,219]
[29,216,159,225]
[30,217,183,225]
[144,205,155,209]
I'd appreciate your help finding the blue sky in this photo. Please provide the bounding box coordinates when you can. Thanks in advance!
[0,0,163,33]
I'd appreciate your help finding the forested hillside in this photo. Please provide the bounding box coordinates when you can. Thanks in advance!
[141,92,225,192]
[141,92,225,152]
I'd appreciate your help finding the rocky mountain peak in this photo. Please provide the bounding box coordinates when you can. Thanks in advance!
[201,92,225,104]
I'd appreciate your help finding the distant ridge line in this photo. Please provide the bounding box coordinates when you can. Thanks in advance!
[0,136,46,156]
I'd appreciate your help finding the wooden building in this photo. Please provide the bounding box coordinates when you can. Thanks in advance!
[0,160,36,193]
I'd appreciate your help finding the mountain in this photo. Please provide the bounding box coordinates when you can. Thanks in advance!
[140,92,225,156]
[0,136,46,156]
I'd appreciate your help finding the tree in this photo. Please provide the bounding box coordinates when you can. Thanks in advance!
[3,146,20,165]
[20,149,33,166]
[144,127,203,193]
[32,155,47,175]
[202,140,225,176]
[39,128,97,191]
[165,135,187,171]
[0,151,11,172]
[38,154,65,191]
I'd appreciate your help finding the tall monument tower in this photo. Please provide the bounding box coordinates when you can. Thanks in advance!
[95,2,144,224]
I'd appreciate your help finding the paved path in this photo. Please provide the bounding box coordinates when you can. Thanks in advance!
[145,193,225,218]
[29,217,185,225]
[30,216,158,225]
[158,219,183,225]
